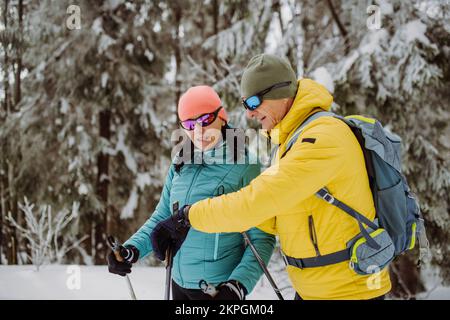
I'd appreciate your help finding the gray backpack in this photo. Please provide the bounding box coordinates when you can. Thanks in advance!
[280,111,431,275]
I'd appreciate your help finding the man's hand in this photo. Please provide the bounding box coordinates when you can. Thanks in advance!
[213,280,247,300]
[107,245,139,276]
[151,205,191,261]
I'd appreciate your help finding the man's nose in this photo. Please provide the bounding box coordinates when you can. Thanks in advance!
[246,109,257,119]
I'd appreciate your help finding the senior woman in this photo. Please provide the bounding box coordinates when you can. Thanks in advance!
[107,85,275,300]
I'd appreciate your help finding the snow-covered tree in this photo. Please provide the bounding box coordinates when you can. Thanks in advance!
[1,0,448,300]
[7,198,83,270]
[1,0,179,264]
[293,0,450,298]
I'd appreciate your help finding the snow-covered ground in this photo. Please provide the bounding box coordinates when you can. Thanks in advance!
[1,265,449,300]
[0,265,281,300]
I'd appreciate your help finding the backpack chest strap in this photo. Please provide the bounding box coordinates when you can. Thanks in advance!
[316,188,381,250]
[283,248,350,269]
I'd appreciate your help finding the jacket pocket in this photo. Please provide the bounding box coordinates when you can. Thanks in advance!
[308,215,321,256]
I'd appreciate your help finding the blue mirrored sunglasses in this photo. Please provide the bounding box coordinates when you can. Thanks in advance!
[242,81,292,111]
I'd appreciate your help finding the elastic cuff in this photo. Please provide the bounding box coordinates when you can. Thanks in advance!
[228,280,247,299]
[124,245,140,263]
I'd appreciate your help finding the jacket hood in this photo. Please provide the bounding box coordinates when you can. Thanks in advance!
[269,78,333,145]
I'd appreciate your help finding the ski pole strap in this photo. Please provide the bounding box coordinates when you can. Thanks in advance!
[315,188,381,250]
[284,248,350,269]
[199,280,219,297]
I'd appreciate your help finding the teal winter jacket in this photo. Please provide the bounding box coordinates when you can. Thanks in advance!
[124,139,275,293]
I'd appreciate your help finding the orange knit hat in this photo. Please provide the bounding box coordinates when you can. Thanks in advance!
[178,86,228,122]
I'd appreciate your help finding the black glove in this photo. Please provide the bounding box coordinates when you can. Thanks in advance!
[107,245,139,277]
[213,280,247,300]
[150,205,191,261]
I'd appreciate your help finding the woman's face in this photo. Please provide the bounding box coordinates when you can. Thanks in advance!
[184,115,225,151]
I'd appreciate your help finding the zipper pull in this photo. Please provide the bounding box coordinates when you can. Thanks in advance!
[172,201,179,215]
[308,215,321,257]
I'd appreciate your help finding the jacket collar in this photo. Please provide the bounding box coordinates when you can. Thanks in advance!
[268,79,333,145]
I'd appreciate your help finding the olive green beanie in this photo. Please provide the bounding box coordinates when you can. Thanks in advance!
[240,53,298,99]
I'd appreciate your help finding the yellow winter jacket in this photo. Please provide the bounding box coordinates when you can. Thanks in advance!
[189,79,392,300]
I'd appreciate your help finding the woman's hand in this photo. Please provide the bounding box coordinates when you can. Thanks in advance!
[150,205,191,261]
[213,280,247,300]
[107,245,139,276]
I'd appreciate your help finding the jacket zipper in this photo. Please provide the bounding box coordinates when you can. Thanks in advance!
[178,165,203,285]
[213,185,225,261]
[308,215,321,256]
[214,234,219,260]
[184,165,202,204]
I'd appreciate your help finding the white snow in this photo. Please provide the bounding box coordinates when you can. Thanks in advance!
[335,29,388,81]
[136,172,152,191]
[35,62,46,81]
[1,264,448,300]
[0,265,279,300]
[280,0,293,24]
[153,21,161,33]
[360,29,389,55]
[164,55,177,84]
[377,0,393,15]
[125,43,134,55]
[265,13,283,55]
[144,49,154,62]
[120,186,138,219]
[115,126,138,174]
[417,264,450,300]
[101,72,109,88]
[92,17,103,35]
[77,183,88,196]
[311,67,335,93]
[60,98,69,114]
[68,135,75,147]
[403,20,430,46]
[98,34,116,54]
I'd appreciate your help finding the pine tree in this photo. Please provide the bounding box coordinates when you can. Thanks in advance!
[1,0,27,264]
[307,0,450,298]
[1,1,448,300]
[1,0,179,264]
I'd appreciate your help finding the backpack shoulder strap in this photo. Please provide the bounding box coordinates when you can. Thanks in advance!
[316,188,380,249]
[281,111,335,159]
[284,111,381,249]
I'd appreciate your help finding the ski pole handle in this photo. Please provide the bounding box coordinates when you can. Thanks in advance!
[107,236,124,262]
[107,235,138,300]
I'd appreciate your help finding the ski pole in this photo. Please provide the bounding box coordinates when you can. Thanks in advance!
[107,235,137,300]
[164,201,180,300]
[164,246,173,300]
[242,231,284,300]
